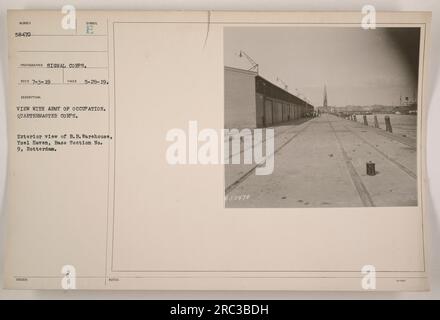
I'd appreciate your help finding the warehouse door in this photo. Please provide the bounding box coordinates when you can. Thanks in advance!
[283,104,289,121]
[273,102,283,124]
[264,99,273,127]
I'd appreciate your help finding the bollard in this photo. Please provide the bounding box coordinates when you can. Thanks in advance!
[366,161,376,176]
[385,115,392,133]
[374,115,379,128]
[363,115,368,126]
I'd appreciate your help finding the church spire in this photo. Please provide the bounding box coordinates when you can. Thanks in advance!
[323,84,328,109]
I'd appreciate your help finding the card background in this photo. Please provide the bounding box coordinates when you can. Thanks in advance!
[1,0,440,299]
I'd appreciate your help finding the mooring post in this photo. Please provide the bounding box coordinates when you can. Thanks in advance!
[366,161,376,176]
[363,115,368,126]
[374,115,379,128]
[385,115,392,133]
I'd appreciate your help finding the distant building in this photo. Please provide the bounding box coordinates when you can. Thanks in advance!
[323,84,328,109]
[318,85,332,113]
[224,66,314,128]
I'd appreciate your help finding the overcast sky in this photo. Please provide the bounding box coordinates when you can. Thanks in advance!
[224,27,420,107]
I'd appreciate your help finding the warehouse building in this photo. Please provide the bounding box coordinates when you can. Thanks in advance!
[224,66,315,128]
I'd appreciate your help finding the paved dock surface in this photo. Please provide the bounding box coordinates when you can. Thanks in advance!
[225,114,417,208]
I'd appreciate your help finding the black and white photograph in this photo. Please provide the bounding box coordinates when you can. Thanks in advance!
[224,26,421,208]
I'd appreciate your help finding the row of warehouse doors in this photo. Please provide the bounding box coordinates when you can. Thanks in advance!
[264,99,304,127]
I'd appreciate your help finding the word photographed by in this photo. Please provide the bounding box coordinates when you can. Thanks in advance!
[165,121,275,175]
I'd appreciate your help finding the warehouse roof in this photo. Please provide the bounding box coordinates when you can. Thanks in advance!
[255,75,314,109]
[224,65,258,76]
[224,66,314,110]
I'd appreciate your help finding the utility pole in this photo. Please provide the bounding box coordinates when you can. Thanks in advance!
[239,50,259,73]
